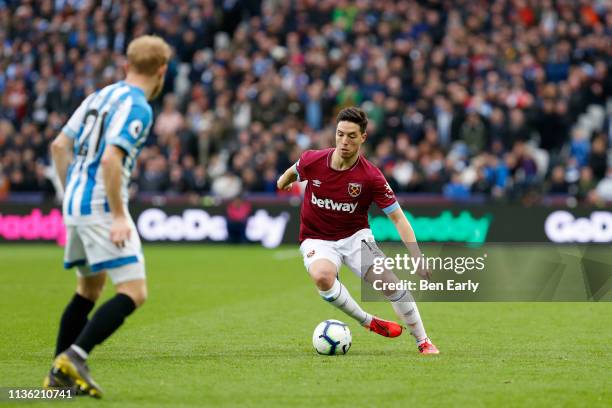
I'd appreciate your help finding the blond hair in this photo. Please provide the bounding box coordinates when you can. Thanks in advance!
[126,35,171,76]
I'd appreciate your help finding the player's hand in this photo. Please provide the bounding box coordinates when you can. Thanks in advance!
[110,216,131,249]
[277,180,293,191]
[417,266,432,280]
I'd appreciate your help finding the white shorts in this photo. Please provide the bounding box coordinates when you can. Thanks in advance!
[63,218,145,284]
[299,228,385,278]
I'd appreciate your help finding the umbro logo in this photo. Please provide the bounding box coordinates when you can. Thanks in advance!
[312,180,322,187]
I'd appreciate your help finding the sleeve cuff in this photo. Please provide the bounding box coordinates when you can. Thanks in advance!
[107,138,132,155]
[293,162,300,182]
[382,201,400,215]
[62,127,78,139]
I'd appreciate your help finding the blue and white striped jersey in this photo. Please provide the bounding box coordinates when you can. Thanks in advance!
[61,81,153,224]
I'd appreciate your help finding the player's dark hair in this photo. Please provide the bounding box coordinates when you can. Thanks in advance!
[336,107,368,133]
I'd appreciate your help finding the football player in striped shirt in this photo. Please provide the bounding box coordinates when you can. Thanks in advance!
[44,35,171,398]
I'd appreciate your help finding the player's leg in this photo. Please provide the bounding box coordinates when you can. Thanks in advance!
[55,271,106,356]
[71,276,145,358]
[55,272,144,398]
[310,259,373,327]
[337,231,403,338]
[72,223,145,353]
[46,270,108,393]
[343,229,436,348]
[46,228,104,390]
[362,265,438,353]
[55,226,101,357]
[53,221,146,397]
[301,239,374,327]
[46,271,105,390]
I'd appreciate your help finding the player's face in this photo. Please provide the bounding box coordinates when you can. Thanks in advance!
[335,121,366,159]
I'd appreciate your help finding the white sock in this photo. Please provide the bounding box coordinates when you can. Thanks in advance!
[70,345,89,360]
[319,279,372,326]
[387,289,428,344]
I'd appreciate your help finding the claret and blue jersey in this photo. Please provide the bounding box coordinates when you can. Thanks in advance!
[294,148,400,242]
[61,81,152,225]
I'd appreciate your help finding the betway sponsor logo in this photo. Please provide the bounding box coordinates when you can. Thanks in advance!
[311,193,358,213]
[545,211,612,243]
[137,208,289,248]
[0,209,66,245]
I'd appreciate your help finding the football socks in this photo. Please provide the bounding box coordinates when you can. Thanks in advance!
[55,293,95,357]
[74,294,136,355]
[319,279,373,327]
[387,289,428,343]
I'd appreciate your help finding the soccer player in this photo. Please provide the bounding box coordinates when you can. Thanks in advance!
[44,35,171,397]
[277,107,439,354]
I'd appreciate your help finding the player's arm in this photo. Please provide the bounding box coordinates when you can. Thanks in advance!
[277,163,299,191]
[52,92,98,190]
[278,151,313,191]
[373,171,431,280]
[50,132,74,190]
[102,102,151,248]
[101,145,131,248]
[388,208,431,280]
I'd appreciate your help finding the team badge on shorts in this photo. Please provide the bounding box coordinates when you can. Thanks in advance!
[307,250,315,258]
[348,183,362,197]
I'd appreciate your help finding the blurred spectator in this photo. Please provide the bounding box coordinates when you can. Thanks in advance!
[459,112,487,154]
[227,196,252,243]
[211,172,242,200]
[140,155,169,193]
[589,135,608,180]
[190,165,210,195]
[546,166,570,194]
[576,167,596,202]
[594,168,612,201]
[443,173,471,201]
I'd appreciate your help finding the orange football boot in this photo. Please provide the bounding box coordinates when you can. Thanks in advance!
[367,316,403,338]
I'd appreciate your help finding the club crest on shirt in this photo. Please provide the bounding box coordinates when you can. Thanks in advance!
[312,179,322,187]
[348,182,362,198]
[384,183,394,198]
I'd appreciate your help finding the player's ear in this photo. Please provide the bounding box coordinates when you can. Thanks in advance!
[158,64,168,77]
[361,131,367,143]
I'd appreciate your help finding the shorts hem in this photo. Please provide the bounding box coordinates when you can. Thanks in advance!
[64,259,87,269]
[90,256,139,272]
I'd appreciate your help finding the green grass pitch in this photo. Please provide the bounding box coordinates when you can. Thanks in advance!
[0,244,610,407]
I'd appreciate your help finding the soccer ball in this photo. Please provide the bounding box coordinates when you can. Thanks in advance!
[312,320,352,355]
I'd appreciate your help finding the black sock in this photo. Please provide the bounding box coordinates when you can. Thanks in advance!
[74,294,136,354]
[55,293,95,357]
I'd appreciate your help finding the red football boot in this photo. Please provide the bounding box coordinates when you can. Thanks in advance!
[367,316,403,338]
[418,340,440,355]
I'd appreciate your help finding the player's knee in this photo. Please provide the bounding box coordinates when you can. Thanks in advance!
[127,288,147,307]
[77,284,104,302]
[311,269,336,291]
[76,277,105,302]
[134,286,148,306]
[117,281,148,307]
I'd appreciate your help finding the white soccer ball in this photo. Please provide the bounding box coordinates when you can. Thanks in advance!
[312,320,352,355]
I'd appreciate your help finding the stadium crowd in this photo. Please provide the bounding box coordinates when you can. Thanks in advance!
[0,0,610,203]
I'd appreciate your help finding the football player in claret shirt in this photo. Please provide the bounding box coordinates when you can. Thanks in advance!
[277,107,439,354]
